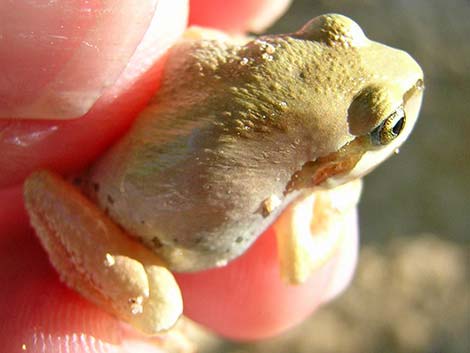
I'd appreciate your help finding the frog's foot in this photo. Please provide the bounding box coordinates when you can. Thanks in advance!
[274,180,362,285]
[23,170,183,335]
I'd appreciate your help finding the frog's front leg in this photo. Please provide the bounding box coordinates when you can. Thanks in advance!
[23,170,183,335]
[275,180,362,285]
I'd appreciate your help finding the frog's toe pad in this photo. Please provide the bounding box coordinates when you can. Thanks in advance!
[23,170,183,334]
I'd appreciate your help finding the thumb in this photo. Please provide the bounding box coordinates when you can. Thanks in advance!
[0,0,188,189]
[1,0,182,120]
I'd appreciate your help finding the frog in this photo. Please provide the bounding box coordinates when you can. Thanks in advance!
[23,14,424,335]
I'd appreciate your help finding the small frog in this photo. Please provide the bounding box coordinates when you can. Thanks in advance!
[24,14,424,335]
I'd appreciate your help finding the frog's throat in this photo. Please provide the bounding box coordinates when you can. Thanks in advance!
[284,138,367,194]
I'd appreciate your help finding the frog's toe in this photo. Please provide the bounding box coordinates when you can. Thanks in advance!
[23,170,182,334]
[274,179,362,284]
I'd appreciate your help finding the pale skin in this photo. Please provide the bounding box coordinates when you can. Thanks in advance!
[24,14,424,336]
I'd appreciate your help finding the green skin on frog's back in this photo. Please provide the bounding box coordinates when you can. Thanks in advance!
[85,14,424,272]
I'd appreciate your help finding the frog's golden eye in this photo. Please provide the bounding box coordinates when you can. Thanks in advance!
[370,106,406,145]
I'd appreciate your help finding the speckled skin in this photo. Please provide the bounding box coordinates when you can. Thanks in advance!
[85,15,423,272]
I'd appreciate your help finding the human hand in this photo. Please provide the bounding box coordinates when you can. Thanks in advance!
[0,0,358,351]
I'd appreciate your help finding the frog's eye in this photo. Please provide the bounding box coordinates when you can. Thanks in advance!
[347,84,403,137]
[370,106,406,145]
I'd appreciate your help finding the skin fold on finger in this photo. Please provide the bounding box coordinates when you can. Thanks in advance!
[189,0,292,33]
[0,0,188,189]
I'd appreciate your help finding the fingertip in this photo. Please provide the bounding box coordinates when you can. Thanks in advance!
[320,208,359,303]
[0,0,188,189]
[189,0,292,33]
[175,223,356,340]
[1,0,157,119]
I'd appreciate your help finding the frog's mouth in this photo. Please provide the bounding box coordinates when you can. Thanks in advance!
[284,138,367,195]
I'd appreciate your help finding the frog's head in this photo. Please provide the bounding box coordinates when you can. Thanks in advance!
[286,14,424,191]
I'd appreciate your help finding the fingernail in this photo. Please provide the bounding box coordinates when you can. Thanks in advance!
[0,0,158,119]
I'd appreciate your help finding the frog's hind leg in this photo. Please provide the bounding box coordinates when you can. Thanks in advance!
[23,170,182,335]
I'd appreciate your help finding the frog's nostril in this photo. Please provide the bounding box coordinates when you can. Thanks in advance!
[416,78,425,91]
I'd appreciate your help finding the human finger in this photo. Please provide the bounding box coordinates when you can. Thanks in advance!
[189,0,292,33]
[0,0,188,189]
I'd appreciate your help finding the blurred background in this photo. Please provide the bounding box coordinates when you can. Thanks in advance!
[191,0,470,352]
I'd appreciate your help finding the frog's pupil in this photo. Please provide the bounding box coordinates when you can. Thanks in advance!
[392,117,405,136]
